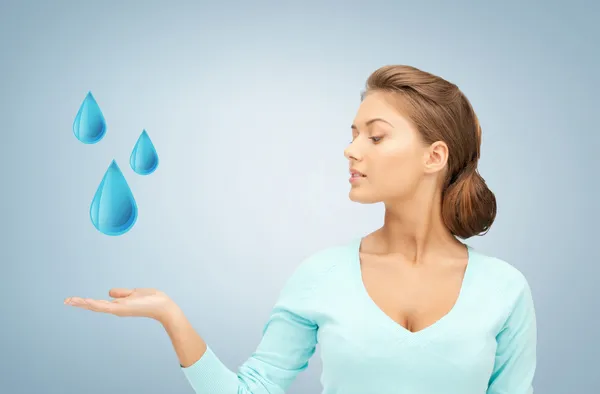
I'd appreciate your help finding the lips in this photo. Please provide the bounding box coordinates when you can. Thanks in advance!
[350,169,366,177]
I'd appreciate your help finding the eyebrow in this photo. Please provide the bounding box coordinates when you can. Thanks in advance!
[351,118,393,130]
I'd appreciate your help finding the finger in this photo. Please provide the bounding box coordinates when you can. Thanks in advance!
[64,296,87,306]
[83,298,121,314]
[108,288,134,298]
[64,298,97,313]
[65,297,122,315]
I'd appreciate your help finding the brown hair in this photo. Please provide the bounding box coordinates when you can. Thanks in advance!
[361,65,496,239]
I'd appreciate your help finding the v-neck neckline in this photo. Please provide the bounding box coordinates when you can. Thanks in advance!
[350,237,476,341]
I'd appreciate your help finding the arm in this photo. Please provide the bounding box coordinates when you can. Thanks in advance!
[164,256,321,394]
[487,278,537,394]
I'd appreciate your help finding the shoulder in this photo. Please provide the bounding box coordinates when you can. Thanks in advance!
[470,248,535,314]
[471,248,530,291]
[474,251,534,318]
[288,239,355,282]
[470,249,537,340]
[280,239,352,302]
[279,239,356,296]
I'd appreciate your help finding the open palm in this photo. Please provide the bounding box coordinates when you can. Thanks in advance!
[64,287,175,321]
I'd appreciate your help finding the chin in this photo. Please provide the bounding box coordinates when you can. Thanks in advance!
[348,189,381,204]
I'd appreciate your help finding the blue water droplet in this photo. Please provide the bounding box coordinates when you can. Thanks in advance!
[73,91,107,144]
[130,129,159,175]
[90,160,138,236]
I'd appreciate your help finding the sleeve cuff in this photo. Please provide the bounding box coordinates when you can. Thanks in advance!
[180,345,240,393]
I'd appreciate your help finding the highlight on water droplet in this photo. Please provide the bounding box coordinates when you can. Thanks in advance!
[130,129,159,175]
[73,91,107,144]
[90,159,138,236]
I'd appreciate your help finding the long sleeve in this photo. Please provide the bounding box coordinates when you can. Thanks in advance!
[180,254,322,394]
[487,277,537,394]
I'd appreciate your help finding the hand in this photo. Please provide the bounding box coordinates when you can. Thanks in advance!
[64,288,179,323]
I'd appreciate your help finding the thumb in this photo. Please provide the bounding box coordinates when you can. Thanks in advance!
[109,288,135,298]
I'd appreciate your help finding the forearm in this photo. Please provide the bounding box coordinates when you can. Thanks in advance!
[160,306,208,368]
[160,255,321,394]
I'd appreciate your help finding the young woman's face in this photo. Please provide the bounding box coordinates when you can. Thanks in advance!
[344,91,433,204]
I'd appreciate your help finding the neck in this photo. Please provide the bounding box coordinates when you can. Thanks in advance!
[379,183,461,264]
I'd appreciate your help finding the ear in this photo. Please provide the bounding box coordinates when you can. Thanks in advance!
[423,141,448,174]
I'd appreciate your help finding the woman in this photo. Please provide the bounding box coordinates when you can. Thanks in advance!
[64,65,537,393]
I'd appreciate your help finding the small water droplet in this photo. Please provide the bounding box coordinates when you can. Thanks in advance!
[130,129,159,175]
[90,160,138,236]
[73,91,107,144]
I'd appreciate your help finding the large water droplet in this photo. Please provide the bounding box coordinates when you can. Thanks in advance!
[90,160,138,236]
[130,129,159,175]
[73,91,106,144]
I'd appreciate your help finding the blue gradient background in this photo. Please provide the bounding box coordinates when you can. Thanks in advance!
[1,1,598,393]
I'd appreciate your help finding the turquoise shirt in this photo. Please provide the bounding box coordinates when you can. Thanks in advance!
[181,238,537,393]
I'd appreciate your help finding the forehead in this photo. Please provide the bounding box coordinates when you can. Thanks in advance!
[352,91,411,129]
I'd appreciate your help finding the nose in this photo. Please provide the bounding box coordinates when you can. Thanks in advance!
[344,140,360,161]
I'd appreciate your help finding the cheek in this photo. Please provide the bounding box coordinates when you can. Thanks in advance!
[373,145,422,190]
